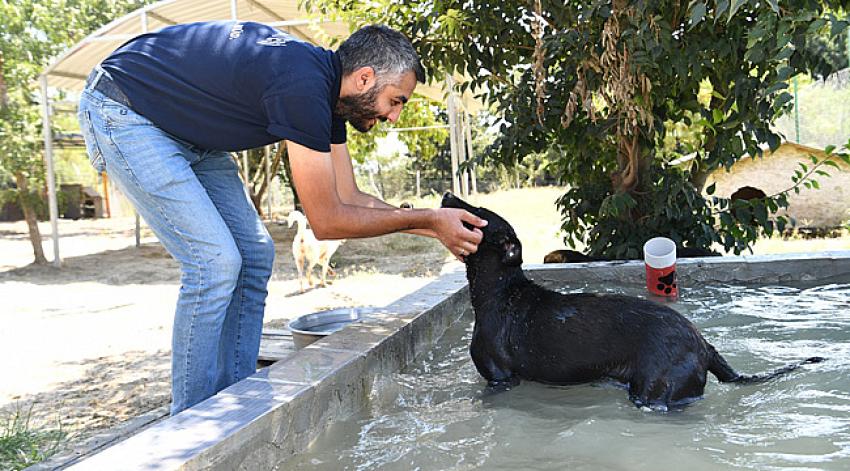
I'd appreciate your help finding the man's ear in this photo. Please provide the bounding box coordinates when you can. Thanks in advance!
[353,66,376,91]
[501,241,523,266]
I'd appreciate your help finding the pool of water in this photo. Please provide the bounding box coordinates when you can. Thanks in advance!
[282,276,850,470]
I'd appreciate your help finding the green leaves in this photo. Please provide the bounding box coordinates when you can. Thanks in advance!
[689,2,707,29]
[303,0,847,257]
[729,0,748,22]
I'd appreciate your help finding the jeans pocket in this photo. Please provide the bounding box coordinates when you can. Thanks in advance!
[79,109,106,173]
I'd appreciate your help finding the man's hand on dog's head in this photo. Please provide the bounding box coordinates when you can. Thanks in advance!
[431,208,487,262]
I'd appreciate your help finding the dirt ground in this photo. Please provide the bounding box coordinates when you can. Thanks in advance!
[0,215,454,455]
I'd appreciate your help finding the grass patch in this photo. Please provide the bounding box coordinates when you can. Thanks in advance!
[0,405,66,470]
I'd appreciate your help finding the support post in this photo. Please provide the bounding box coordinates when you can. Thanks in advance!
[793,76,800,144]
[134,6,148,248]
[40,75,61,267]
[464,109,477,194]
[101,171,111,218]
[446,76,460,195]
[135,212,141,247]
[265,145,272,219]
[458,109,469,197]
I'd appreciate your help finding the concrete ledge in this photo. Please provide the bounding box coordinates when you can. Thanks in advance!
[67,271,468,470]
[525,250,850,285]
[66,252,850,470]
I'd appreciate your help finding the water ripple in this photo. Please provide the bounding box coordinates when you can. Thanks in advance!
[286,277,850,470]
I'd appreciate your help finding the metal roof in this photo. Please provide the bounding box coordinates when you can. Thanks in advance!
[39,0,468,107]
[42,0,351,91]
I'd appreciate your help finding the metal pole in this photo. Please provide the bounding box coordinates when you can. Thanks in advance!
[40,76,61,267]
[446,76,460,195]
[101,171,111,218]
[464,109,478,194]
[270,144,278,221]
[793,76,800,143]
[230,0,238,20]
[265,145,271,219]
[383,124,450,132]
[135,212,141,247]
[135,6,147,249]
[460,111,470,197]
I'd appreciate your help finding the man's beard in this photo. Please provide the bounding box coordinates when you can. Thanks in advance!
[335,84,384,133]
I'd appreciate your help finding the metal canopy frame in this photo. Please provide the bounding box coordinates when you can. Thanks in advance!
[39,0,478,266]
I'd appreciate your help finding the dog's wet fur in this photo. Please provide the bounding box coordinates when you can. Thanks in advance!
[442,193,824,410]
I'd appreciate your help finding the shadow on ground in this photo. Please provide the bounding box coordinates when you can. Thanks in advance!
[1,223,449,286]
[0,350,171,445]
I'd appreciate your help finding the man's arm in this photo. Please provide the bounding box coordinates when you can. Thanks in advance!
[287,141,485,258]
[329,143,435,237]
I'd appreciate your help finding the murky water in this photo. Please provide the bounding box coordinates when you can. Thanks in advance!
[283,276,850,470]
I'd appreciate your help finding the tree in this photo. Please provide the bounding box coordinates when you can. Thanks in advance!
[0,0,152,264]
[236,143,285,217]
[309,0,850,257]
[337,96,449,199]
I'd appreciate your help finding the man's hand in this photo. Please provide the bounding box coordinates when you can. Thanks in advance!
[288,140,486,260]
[432,208,487,261]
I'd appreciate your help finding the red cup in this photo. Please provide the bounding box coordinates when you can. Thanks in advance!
[643,237,677,297]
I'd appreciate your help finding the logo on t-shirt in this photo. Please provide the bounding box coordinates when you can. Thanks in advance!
[257,35,292,47]
[229,23,244,40]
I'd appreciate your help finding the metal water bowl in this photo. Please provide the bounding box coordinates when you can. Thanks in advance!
[288,307,377,349]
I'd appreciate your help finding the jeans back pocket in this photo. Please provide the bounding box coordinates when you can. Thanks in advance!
[78,108,106,173]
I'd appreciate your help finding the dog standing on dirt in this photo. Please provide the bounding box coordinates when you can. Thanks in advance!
[441,193,824,410]
[286,210,343,292]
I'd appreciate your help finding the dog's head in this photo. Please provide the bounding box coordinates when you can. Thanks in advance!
[286,210,305,228]
[441,192,522,267]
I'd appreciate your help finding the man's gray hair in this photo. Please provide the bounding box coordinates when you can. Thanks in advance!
[337,25,426,84]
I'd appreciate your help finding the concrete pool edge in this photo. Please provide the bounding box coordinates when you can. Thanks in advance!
[66,251,850,470]
[525,250,850,285]
[65,271,470,470]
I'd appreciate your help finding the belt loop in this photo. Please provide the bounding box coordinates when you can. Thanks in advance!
[88,67,105,90]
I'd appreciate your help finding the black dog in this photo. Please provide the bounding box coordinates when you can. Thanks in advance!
[442,193,824,409]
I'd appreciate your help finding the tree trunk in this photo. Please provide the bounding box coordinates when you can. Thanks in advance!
[15,172,48,264]
[280,144,300,211]
[245,145,285,217]
[368,168,383,200]
[0,52,8,109]
[690,166,710,192]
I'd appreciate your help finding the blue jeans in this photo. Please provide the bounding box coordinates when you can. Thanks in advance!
[78,80,275,415]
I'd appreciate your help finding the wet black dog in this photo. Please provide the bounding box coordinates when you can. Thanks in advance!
[442,193,824,409]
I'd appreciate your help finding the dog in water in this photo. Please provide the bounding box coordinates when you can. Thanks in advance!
[441,193,824,409]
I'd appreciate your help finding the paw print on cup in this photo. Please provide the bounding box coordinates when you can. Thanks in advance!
[643,237,677,297]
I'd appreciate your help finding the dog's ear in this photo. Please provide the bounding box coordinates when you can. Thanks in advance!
[501,241,523,266]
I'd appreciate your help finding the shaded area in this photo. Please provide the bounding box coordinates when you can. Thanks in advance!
[0,350,171,458]
[0,222,448,286]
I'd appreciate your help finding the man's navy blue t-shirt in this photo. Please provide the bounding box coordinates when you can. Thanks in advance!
[101,21,347,152]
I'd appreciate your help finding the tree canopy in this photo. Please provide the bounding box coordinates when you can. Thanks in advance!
[0,0,154,263]
[309,0,850,257]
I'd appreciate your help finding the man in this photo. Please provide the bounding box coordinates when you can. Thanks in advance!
[78,22,486,415]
